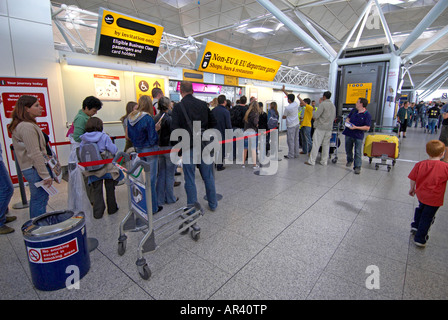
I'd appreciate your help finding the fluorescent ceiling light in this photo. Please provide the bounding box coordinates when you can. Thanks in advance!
[377,0,404,4]
[275,23,284,31]
[247,27,273,33]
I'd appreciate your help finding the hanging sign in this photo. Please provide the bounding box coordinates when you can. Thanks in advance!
[0,77,55,184]
[95,8,164,63]
[195,39,281,82]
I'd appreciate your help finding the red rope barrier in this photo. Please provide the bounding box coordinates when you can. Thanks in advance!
[55,129,278,168]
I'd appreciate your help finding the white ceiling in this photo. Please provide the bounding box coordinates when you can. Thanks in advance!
[51,0,448,90]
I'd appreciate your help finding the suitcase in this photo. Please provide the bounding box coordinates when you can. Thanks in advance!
[363,134,399,159]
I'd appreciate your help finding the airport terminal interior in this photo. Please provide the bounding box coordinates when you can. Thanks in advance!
[1,0,448,301]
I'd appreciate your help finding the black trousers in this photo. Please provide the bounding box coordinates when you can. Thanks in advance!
[90,179,118,219]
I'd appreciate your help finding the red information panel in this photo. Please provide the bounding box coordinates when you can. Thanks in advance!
[0,77,55,184]
[27,238,79,264]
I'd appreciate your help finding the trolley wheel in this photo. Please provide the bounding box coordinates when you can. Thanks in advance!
[191,229,200,241]
[369,158,372,164]
[375,164,379,170]
[331,158,337,164]
[387,166,391,172]
[117,240,127,256]
[138,263,151,280]
[392,160,396,166]
[179,223,189,235]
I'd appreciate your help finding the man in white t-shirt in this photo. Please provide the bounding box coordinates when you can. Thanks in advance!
[282,85,300,159]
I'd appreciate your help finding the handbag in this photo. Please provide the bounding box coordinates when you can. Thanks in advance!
[39,131,62,183]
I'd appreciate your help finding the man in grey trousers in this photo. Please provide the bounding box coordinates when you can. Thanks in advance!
[305,91,336,166]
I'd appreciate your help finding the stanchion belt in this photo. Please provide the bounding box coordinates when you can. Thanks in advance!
[50,129,278,168]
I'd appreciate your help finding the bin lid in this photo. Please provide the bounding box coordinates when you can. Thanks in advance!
[22,210,85,239]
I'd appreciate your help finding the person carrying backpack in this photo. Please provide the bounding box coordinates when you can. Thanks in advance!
[80,117,123,219]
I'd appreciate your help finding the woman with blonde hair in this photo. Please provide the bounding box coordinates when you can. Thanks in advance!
[242,100,260,169]
[126,94,162,213]
[121,101,138,152]
[9,95,53,218]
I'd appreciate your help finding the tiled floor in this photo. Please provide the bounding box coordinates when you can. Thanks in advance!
[2,125,448,300]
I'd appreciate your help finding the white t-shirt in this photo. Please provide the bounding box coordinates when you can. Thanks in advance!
[284,101,300,128]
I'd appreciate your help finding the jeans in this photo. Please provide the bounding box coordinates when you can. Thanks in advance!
[428,118,438,134]
[22,167,50,219]
[412,201,439,244]
[0,160,14,227]
[136,146,159,213]
[183,150,217,210]
[156,147,177,205]
[345,136,363,169]
[300,126,312,154]
[286,124,300,158]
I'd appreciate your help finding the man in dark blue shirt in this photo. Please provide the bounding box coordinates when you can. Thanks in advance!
[343,97,371,174]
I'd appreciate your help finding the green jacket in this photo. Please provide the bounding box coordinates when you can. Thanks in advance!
[72,109,90,142]
[397,107,413,122]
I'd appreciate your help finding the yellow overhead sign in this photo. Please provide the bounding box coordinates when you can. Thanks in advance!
[195,40,281,82]
[95,8,164,63]
[346,83,372,104]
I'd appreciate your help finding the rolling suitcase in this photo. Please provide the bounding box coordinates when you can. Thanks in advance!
[363,134,399,172]
[364,134,399,159]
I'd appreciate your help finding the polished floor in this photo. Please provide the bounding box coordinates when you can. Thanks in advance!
[2,125,448,300]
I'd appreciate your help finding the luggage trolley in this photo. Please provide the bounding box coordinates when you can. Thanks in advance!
[364,125,400,172]
[330,116,342,164]
[112,152,203,280]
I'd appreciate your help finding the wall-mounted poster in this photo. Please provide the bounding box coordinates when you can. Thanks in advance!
[0,77,55,184]
[94,74,121,101]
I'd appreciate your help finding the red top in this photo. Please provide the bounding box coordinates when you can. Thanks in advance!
[408,160,448,206]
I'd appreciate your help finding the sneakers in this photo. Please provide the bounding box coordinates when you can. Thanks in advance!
[414,240,426,248]
[304,161,313,166]
[0,225,14,235]
[354,167,361,174]
[253,165,260,170]
[410,227,418,234]
[346,161,353,167]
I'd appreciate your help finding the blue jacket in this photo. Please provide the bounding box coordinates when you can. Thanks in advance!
[126,112,158,149]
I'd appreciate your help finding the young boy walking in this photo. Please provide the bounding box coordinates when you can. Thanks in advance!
[408,140,448,247]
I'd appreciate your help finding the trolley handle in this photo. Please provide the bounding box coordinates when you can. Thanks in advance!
[112,152,151,175]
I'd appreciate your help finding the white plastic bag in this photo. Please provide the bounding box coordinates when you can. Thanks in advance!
[67,136,93,227]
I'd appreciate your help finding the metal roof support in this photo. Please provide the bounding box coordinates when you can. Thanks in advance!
[373,0,396,53]
[396,0,448,56]
[292,9,337,58]
[402,24,448,64]
[419,72,448,100]
[415,60,448,90]
[256,0,332,61]
[336,0,374,59]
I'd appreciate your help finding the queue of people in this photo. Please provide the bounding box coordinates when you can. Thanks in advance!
[3,84,448,250]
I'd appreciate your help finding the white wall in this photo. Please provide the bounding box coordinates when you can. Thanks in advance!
[0,0,68,163]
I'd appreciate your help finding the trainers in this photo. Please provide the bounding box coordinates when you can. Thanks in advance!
[346,161,353,167]
[414,240,426,248]
[0,225,14,235]
[354,167,361,174]
[304,161,313,166]
[253,165,260,170]
[410,227,418,234]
